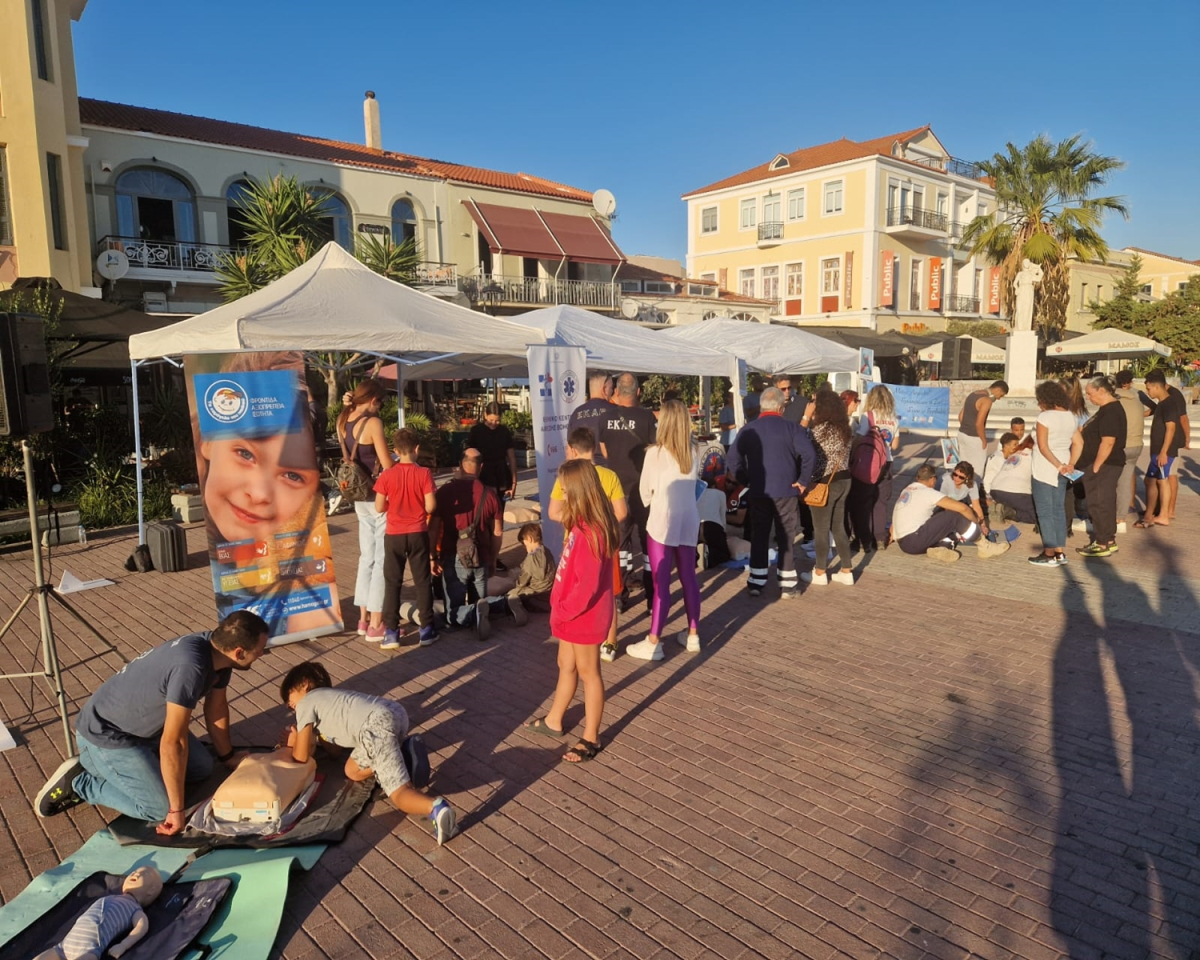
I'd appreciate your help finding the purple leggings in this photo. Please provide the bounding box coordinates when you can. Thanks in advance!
[647,536,701,637]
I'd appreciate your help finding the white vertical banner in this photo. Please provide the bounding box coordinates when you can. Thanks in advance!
[527,344,587,548]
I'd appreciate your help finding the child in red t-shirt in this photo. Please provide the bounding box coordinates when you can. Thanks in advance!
[373,429,436,649]
[524,459,619,764]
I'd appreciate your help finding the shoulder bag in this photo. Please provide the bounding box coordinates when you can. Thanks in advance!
[455,480,489,569]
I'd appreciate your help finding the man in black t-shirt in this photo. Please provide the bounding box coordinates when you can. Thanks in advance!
[1076,378,1126,557]
[36,611,270,835]
[1142,370,1188,525]
[567,372,613,465]
[599,372,656,609]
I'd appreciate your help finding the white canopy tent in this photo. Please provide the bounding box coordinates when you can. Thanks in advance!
[656,316,859,374]
[918,335,1007,365]
[1047,327,1172,361]
[393,304,733,379]
[127,242,549,540]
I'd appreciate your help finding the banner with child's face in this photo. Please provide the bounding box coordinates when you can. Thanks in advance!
[185,352,341,645]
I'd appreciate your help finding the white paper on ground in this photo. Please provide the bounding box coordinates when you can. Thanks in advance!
[0,721,16,752]
[56,569,115,594]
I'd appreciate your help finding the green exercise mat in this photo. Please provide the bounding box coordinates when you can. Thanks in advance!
[175,844,326,960]
[0,829,199,948]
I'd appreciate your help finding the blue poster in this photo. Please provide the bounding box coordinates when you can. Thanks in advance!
[864,381,950,431]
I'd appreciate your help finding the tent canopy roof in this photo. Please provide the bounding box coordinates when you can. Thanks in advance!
[656,317,859,374]
[1047,326,1171,359]
[127,243,544,361]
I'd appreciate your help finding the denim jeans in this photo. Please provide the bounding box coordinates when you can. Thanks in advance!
[74,732,214,822]
[1032,476,1068,550]
[443,557,486,626]
[353,502,387,613]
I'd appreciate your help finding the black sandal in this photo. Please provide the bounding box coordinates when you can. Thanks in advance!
[562,739,603,764]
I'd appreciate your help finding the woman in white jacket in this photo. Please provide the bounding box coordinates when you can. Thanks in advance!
[626,400,702,662]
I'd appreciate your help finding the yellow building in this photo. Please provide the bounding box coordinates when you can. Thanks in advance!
[1065,247,1200,333]
[683,127,1002,332]
[0,0,94,293]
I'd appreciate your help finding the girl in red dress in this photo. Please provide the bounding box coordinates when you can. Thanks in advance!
[526,459,619,763]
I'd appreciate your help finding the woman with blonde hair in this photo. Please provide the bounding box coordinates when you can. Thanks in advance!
[848,384,901,551]
[337,380,393,640]
[525,459,619,763]
[626,399,702,662]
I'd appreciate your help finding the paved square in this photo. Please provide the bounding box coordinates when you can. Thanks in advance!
[3,442,1198,959]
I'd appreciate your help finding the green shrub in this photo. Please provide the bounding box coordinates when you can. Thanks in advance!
[501,409,532,432]
[74,463,173,529]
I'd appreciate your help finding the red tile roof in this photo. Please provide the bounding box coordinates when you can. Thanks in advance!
[682,126,932,198]
[79,98,594,204]
[1123,247,1200,268]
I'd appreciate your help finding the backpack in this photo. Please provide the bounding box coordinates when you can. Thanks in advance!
[336,415,378,502]
[850,416,888,484]
[455,480,489,569]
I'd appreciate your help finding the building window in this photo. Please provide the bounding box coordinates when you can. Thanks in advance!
[1140,284,1153,296]
[739,198,757,230]
[823,180,844,215]
[1179,282,1189,292]
[225,180,255,248]
[46,153,65,250]
[700,206,718,234]
[644,280,674,294]
[391,199,417,245]
[699,272,716,282]
[821,258,840,295]
[116,168,196,243]
[620,280,642,293]
[739,268,755,297]
[313,191,352,250]
[762,265,780,303]
[702,311,720,321]
[912,187,925,214]
[787,188,805,221]
[910,258,922,310]
[975,268,983,301]
[687,282,713,296]
[785,262,803,298]
[31,0,52,81]
[0,149,12,246]
[936,192,948,217]
[762,194,781,225]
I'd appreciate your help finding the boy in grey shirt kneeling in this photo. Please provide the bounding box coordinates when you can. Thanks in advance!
[281,663,457,844]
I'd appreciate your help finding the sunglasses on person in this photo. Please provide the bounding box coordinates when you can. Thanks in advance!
[952,472,968,481]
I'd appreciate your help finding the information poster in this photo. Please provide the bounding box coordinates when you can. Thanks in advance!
[527,344,586,549]
[184,352,341,645]
[863,381,951,432]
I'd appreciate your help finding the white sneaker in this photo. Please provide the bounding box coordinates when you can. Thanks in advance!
[676,631,701,653]
[927,546,960,563]
[625,638,664,661]
[831,570,854,586]
[976,539,1010,559]
[800,571,828,585]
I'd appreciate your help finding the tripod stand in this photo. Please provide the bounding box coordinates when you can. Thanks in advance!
[0,441,110,757]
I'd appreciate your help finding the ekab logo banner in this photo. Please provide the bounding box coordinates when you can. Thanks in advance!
[185,352,342,645]
[527,344,586,548]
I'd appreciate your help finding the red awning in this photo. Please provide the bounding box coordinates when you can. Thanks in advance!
[464,201,624,265]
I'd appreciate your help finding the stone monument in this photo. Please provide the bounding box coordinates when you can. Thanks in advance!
[1005,258,1042,394]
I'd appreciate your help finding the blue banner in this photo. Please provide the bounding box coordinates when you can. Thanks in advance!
[864,381,950,431]
[193,370,308,441]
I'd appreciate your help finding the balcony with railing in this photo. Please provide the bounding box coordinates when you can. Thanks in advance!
[944,294,982,314]
[459,273,618,310]
[885,206,948,236]
[96,235,236,282]
[910,155,988,181]
[413,261,458,286]
[757,221,784,247]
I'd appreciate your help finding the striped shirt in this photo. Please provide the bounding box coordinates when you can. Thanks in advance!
[61,893,143,960]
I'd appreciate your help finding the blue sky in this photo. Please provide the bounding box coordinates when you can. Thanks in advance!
[74,0,1199,266]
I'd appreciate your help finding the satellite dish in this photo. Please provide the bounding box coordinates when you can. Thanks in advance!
[620,298,639,319]
[592,189,617,218]
[96,248,129,281]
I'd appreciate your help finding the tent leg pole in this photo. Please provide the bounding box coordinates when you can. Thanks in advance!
[131,359,146,545]
[397,367,405,429]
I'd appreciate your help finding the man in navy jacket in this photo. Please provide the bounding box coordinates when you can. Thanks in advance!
[726,387,816,599]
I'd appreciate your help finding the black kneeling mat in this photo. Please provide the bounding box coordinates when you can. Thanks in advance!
[5,872,230,960]
[106,747,375,849]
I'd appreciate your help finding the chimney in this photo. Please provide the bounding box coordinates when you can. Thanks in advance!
[363,91,381,151]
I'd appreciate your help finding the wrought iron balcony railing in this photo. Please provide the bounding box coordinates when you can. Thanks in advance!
[97,235,235,273]
[944,295,981,313]
[910,156,988,181]
[460,273,617,309]
[413,262,457,286]
[886,207,948,232]
[757,221,784,242]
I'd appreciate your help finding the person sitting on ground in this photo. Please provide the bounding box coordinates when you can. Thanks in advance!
[36,611,270,835]
[892,464,1005,561]
[983,432,1036,524]
[281,662,457,845]
[1009,416,1034,450]
[488,523,556,626]
[549,426,627,662]
[939,460,986,529]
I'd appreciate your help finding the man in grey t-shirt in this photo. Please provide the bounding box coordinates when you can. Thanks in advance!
[36,611,270,836]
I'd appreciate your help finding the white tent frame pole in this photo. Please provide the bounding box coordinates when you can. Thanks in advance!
[131,358,146,545]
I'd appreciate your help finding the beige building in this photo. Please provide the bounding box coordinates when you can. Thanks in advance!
[0,0,94,293]
[616,262,774,325]
[79,96,624,316]
[1065,246,1200,333]
[683,126,1003,333]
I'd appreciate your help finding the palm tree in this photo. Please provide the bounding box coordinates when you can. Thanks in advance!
[216,175,423,397]
[962,134,1127,338]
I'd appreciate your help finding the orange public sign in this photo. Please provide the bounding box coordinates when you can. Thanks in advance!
[927,258,942,310]
[880,250,895,307]
[988,266,1002,313]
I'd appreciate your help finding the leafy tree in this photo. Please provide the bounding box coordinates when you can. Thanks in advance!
[962,134,1127,338]
[946,319,1009,338]
[1092,271,1200,363]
